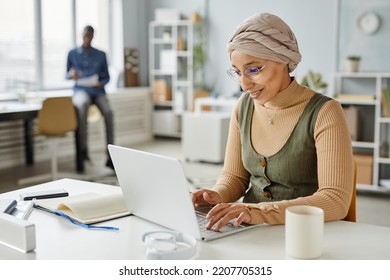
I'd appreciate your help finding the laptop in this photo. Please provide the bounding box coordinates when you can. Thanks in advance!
[108,144,261,241]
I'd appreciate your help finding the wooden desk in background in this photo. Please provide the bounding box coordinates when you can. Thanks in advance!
[0,88,152,172]
[0,102,40,165]
[0,101,84,171]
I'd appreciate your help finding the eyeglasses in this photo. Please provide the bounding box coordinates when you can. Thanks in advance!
[227,66,265,83]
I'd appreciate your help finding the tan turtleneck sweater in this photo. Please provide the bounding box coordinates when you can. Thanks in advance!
[213,80,354,225]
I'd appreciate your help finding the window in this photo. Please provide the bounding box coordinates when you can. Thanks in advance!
[0,0,35,93]
[41,0,73,89]
[0,0,111,95]
[76,0,110,54]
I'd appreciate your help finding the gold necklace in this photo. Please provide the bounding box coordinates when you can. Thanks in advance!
[265,107,277,125]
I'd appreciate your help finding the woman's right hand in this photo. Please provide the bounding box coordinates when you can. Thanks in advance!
[191,189,222,207]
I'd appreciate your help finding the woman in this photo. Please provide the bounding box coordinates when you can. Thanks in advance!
[191,13,353,231]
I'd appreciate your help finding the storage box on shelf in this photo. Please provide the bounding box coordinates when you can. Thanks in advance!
[149,20,193,137]
[329,72,390,193]
[353,153,373,185]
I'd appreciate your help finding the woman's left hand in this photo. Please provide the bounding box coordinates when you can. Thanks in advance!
[205,203,251,232]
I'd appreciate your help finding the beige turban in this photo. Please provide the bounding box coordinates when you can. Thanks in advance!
[227,13,301,73]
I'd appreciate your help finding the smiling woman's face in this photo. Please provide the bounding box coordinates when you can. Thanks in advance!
[230,51,291,105]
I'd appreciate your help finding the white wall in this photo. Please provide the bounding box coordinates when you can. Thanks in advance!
[122,0,148,85]
[338,0,390,72]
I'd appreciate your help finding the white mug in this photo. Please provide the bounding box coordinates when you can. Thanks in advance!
[285,205,324,259]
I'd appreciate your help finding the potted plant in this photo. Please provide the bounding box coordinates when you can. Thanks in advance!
[346,56,361,73]
[191,12,207,91]
[190,12,211,110]
[300,70,328,93]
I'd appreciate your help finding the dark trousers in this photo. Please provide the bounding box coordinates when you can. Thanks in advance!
[72,90,114,160]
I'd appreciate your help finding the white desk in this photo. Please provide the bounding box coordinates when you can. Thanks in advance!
[1,178,390,260]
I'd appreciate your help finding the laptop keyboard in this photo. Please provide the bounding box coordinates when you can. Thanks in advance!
[196,211,242,238]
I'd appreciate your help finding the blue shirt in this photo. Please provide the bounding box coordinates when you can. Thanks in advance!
[66,46,110,96]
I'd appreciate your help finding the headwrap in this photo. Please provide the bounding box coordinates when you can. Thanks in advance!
[227,13,301,73]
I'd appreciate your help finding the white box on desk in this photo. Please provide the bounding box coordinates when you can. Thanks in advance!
[182,112,230,163]
[0,213,36,253]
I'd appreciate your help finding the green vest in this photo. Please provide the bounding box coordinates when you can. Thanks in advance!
[238,93,331,203]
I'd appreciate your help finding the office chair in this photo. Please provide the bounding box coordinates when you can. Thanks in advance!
[18,97,78,186]
[87,104,101,123]
[343,160,357,222]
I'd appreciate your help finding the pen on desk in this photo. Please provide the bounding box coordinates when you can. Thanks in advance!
[21,199,35,220]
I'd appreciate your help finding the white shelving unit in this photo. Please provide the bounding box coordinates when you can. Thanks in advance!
[149,20,193,137]
[329,72,390,193]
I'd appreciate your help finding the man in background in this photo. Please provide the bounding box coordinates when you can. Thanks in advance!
[66,25,114,170]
